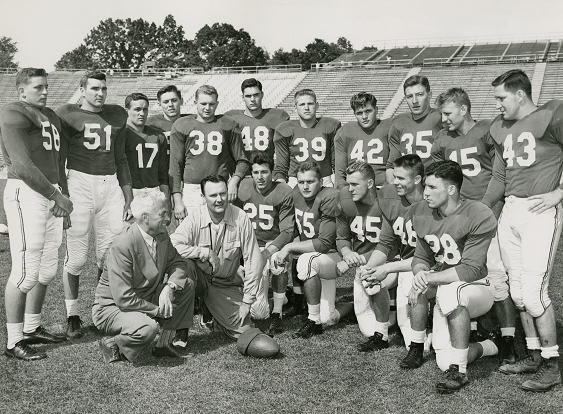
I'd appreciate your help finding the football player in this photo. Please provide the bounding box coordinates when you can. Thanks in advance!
[334,92,393,189]
[57,70,133,339]
[482,69,563,392]
[237,153,295,334]
[1,68,73,360]
[432,87,518,366]
[386,75,442,183]
[275,161,352,338]
[146,84,186,156]
[225,78,289,160]
[169,85,248,219]
[405,161,499,393]
[273,89,340,188]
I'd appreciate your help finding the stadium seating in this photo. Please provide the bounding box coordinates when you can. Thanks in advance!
[538,61,563,105]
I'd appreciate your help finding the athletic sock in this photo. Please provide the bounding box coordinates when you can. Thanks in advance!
[470,321,477,331]
[156,330,175,347]
[411,329,426,344]
[272,292,285,315]
[65,299,79,317]
[526,337,541,350]
[6,322,24,349]
[479,339,498,357]
[308,304,321,324]
[23,313,41,334]
[500,327,515,337]
[374,321,389,341]
[450,347,469,374]
[541,345,559,359]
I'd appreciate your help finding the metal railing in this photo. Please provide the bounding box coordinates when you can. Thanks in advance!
[423,53,545,66]
[208,64,302,74]
[312,59,412,71]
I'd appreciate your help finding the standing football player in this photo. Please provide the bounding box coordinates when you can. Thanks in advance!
[225,78,289,160]
[57,70,133,339]
[237,153,295,334]
[386,75,442,183]
[334,92,392,189]
[432,87,518,366]
[2,68,73,360]
[146,84,186,156]
[482,69,563,392]
[273,89,340,188]
[169,85,248,219]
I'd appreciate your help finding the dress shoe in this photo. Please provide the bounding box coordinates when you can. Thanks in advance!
[23,326,67,345]
[172,328,189,349]
[152,343,191,359]
[5,340,47,361]
[99,337,124,364]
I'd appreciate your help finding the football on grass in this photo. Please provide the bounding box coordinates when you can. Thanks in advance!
[237,328,280,358]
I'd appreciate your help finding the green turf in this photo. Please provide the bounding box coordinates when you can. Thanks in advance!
[1,232,563,414]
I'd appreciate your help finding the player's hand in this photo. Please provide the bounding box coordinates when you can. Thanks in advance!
[227,179,239,202]
[234,302,251,326]
[412,270,429,293]
[174,199,187,221]
[122,202,133,221]
[275,248,290,267]
[361,265,389,283]
[63,216,72,230]
[408,287,422,307]
[336,260,350,276]
[52,193,73,216]
[158,284,174,319]
[208,250,220,274]
[342,251,366,268]
[261,249,272,264]
[527,188,563,214]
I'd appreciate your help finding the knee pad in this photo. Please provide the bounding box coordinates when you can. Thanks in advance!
[10,274,38,294]
[522,290,551,318]
[296,253,321,281]
[493,278,510,302]
[509,280,525,311]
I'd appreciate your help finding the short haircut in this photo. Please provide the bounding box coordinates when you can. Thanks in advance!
[80,70,106,89]
[156,84,182,101]
[130,189,167,220]
[241,78,263,93]
[435,87,472,114]
[403,74,430,93]
[393,154,424,178]
[345,160,375,182]
[125,92,149,109]
[425,160,463,192]
[200,174,228,195]
[15,68,47,89]
[250,152,274,172]
[350,92,378,112]
[195,85,218,101]
[492,69,532,98]
[294,88,316,103]
[296,161,322,180]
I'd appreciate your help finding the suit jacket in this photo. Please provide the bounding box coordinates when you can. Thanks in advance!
[94,223,187,317]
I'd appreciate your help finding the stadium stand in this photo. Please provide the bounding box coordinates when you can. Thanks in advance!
[538,61,563,105]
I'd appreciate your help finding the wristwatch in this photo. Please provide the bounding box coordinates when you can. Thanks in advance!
[167,281,179,291]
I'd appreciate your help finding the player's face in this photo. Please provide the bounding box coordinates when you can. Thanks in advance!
[202,181,229,216]
[159,92,182,119]
[405,84,431,116]
[251,163,273,192]
[195,93,218,121]
[440,101,466,132]
[81,78,107,110]
[354,103,378,129]
[295,95,318,122]
[393,166,417,196]
[494,84,520,121]
[127,99,149,128]
[243,86,263,112]
[423,174,449,209]
[145,199,170,237]
[297,170,322,201]
[346,171,371,202]
[20,76,48,108]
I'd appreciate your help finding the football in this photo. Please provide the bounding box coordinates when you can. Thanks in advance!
[237,328,280,359]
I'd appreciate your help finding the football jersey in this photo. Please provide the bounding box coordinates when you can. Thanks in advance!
[411,199,497,283]
[336,186,382,255]
[56,104,131,188]
[430,120,494,200]
[387,108,442,168]
[0,102,64,199]
[146,113,193,155]
[482,100,563,205]
[237,178,294,249]
[334,118,393,188]
[375,184,417,260]
[273,117,341,180]
[224,108,289,159]
[169,115,248,191]
[292,186,339,253]
[124,125,169,189]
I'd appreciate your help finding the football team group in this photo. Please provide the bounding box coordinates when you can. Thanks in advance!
[1,66,562,394]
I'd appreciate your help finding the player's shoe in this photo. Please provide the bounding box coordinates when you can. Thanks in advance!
[283,293,306,318]
[23,326,67,345]
[400,342,424,369]
[264,313,283,336]
[152,343,191,359]
[521,357,561,392]
[499,349,541,374]
[66,315,83,339]
[4,340,47,361]
[498,335,518,366]
[292,319,322,339]
[469,322,489,343]
[172,328,189,349]
[435,365,469,394]
[357,332,389,352]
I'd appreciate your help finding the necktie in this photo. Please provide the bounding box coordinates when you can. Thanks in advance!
[150,239,158,264]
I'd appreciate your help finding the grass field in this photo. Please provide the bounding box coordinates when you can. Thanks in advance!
[1,231,563,414]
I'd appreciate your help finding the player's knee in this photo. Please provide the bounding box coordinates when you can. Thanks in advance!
[522,293,550,318]
[509,285,525,311]
[435,349,451,372]
[38,270,57,286]
[296,253,319,281]
[10,274,38,294]
[65,256,87,276]
[493,280,510,302]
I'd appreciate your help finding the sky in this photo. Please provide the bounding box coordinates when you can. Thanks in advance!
[0,0,562,71]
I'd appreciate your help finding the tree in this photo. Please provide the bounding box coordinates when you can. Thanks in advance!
[0,37,18,68]
[337,37,353,53]
[152,15,203,68]
[55,45,95,70]
[270,48,303,67]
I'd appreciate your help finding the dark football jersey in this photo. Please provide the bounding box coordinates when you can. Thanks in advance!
[375,184,417,260]
[0,102,65,198]
[334,118,393,189]
[124,125,169,189]
[387,108,442,168]
[169,115,248,191]
[56,104,131,189]
[431,120,494,200]
[292,186,339,253]
[273,117,341,180]
[237,178,294,249]
[336,186,382,255]
[411,199,497,283]
[224,108,289,159]
[146,113,193,156]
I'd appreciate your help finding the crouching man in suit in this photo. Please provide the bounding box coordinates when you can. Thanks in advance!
[92,189,196,363]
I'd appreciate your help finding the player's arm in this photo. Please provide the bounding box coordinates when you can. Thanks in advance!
[265,191,295,258]
[273,127,290,182]
[430,136,445,164]
[336,210,366,267]
[481,135,506,208]
[334,129,348,189]
[385,123,401,183]
[114,126,133,220]
[169,123,187,219]
[329,122,340,174]
[226,123,249,201]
